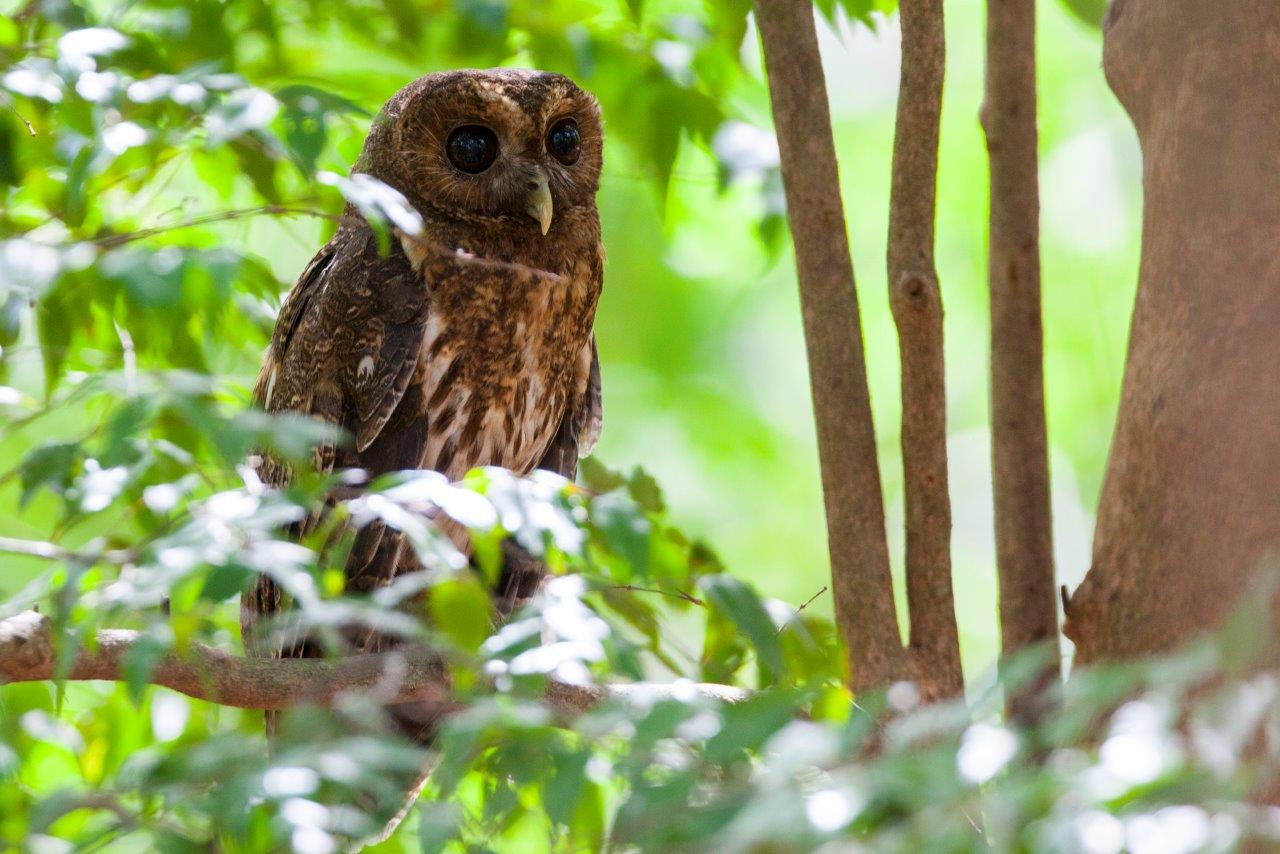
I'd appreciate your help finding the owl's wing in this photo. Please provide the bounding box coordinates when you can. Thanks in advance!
[536,335,602,480]
[257,226,430,470]
[244,224,431,656]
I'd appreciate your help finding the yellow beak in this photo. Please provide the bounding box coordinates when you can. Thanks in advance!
[525,177,553,235]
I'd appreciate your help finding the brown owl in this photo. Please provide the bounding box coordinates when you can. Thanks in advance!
[241,69,604,738]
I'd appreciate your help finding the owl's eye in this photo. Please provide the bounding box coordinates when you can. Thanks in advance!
[546,118,581,165]
[446,125,499,173]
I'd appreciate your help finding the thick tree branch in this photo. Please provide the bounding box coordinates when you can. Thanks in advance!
[0,611,746,714]
[981,0,1059,715]
[889,0,963,701]
[754,0,908,693]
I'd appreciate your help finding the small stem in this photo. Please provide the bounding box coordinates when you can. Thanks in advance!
[777,585,828,634]
[91,204,338,249]
[0,535,133,565]
[1,91,36,135]
[607,584,704,607]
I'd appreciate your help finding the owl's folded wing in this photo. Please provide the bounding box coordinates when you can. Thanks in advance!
[535,336,602,480]
[255,225,431,479]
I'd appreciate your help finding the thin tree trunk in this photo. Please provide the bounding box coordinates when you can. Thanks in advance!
[889,0,963,701]
[981,0,1059,714]
[1066,1,1280,663]
[754,0,908,692]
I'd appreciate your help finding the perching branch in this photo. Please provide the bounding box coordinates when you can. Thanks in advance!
[888,0,963,701]
[981,0,1059,716]
[754,0,909,692]
[0,610,747,714]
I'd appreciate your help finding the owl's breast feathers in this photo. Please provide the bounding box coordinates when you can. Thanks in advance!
[406,232,601,480]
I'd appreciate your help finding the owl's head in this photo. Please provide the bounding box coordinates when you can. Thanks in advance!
[357,69,602,238]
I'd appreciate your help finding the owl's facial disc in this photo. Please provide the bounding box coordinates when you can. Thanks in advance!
[525,166,554,235]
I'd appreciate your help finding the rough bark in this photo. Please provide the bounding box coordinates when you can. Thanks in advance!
[1066,1,1280,663]
[0,610,747,712]
[981,0,1059,709]
[754,0,909,692]
[889,0,963,701]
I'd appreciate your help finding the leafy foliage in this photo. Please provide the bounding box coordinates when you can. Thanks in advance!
[0,0,1253,851]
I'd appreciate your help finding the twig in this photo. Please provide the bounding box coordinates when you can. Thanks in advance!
[607,585,704,607]
[754,0,909,693]
[777,585,828,634]
[0,610,748,713]
[981,0,1059,719]
[1,90,36,135]
[0,535,134,565]
[91,204,338,249]
[889,0,963,701]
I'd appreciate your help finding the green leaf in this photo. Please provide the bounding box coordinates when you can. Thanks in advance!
[121,629,173,704]
[319,170,422,251]
[35,282,73,395]
[230,137,281,203]
[0,118,20,186]
[199,563,254,602]
[699,575,783,683]
[1058,0,1107,28]
[19,442,80,507]
[417,800,465,854]
[627,466,665,514]
[275,85,368,176]
[590,492,651,577]
[700,602,747,684]
[579,456,626,493]
[430,575,493,653]
[543,745,589,825]
[0,292,25,348]
[206,88,280,144]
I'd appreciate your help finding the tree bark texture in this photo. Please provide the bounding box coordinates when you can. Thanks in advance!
[1066,1,1280,663]
[981,0,1059,697]
[755,0,909,692]
[889,0,964,700]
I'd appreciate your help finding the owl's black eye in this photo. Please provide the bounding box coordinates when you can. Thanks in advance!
[446,125,499,173]
[546,118,581,165]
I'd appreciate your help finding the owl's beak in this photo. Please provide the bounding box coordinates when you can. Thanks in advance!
[525,176,554,236]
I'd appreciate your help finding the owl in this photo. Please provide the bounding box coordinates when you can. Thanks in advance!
[241,69,605,739]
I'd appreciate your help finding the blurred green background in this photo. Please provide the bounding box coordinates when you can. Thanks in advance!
[0,0,1138,690]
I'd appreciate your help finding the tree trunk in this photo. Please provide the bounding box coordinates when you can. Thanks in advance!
[1066,0,1280,663]
[890,0,964,701]
[981,0,1059,711]
[754,0,909,692]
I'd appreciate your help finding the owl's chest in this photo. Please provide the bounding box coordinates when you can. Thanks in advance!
[413,270,596,480]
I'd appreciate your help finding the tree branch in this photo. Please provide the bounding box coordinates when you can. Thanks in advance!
[0,611,746,714]
[754,0,909,694]
[889,0,963,701]
[981,0,1059,717]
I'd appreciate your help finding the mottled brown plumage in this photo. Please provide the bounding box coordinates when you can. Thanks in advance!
[240,69,604,738]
